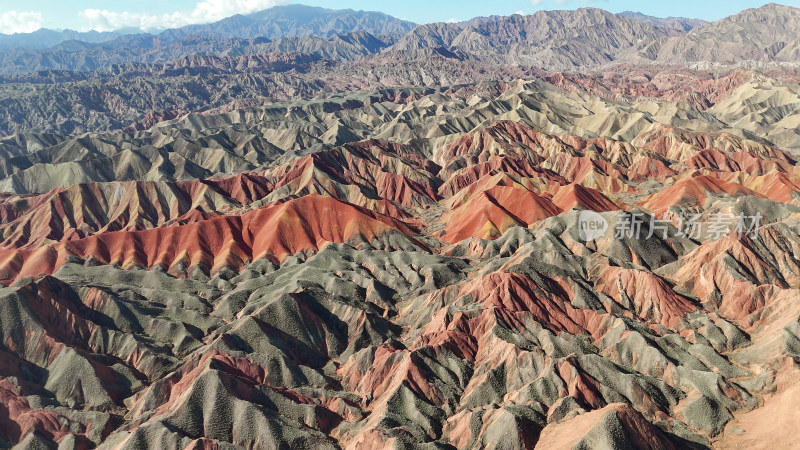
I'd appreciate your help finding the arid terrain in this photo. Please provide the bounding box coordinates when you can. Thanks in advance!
[1,3,800,449]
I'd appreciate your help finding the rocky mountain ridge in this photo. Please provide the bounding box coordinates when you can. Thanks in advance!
[2,4,799,76]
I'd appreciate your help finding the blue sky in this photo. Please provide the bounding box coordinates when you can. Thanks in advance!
[0,0,797,34]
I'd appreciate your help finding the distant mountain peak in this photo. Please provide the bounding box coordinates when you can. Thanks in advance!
[618,10,707,32]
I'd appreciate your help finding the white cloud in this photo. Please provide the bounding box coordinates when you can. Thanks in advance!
[80,0,286,32]
[0,10,44,34]
[445,17,459,24]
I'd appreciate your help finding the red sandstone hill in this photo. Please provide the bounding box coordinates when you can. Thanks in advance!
[0,194,417,285]
[442,186,562,242]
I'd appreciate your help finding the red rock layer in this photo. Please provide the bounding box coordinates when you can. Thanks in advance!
[0,194,413,285]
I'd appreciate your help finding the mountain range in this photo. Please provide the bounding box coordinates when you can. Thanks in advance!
[1,2,800,449]
[2,4,798,76]
[0,5,415,49]
[0,4,796,138]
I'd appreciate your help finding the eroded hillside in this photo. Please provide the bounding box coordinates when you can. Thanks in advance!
[1,66,800,448]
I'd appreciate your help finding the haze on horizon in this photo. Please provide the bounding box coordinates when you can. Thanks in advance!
[0,0,798,35]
